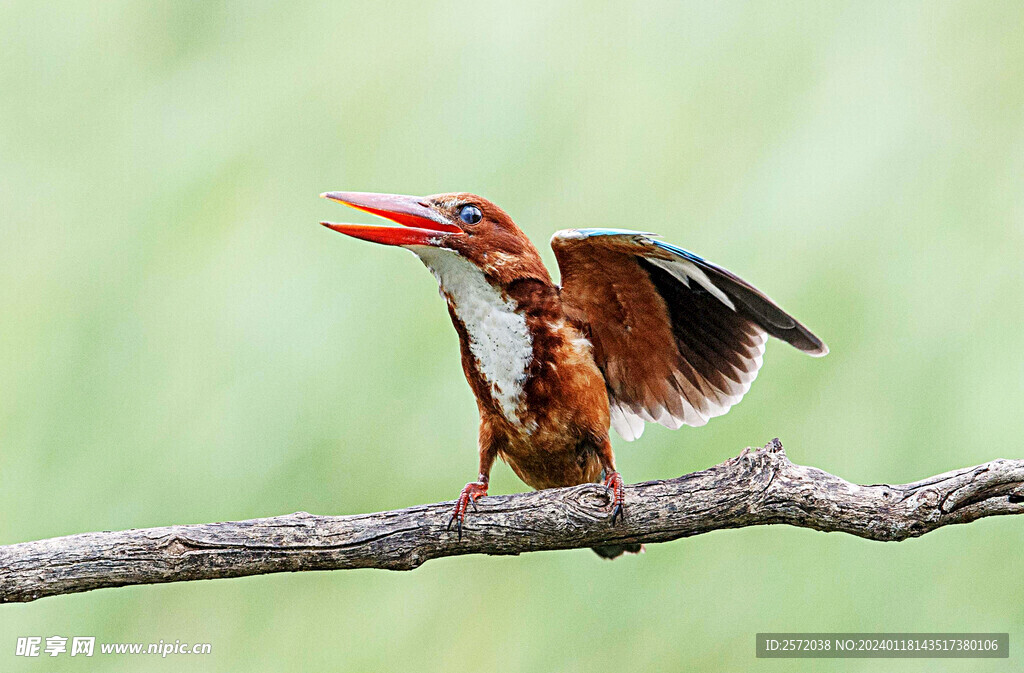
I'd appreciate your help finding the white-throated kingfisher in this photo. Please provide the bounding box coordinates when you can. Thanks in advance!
[321,191,827,558]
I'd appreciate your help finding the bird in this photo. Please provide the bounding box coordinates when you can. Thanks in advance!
[320,191,827,558]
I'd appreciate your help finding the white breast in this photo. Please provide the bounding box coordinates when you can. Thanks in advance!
[412,247,534,425]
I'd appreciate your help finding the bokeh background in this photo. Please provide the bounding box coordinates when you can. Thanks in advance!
[2,1,1023,671]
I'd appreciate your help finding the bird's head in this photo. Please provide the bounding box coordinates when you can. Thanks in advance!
[320,191,549,282]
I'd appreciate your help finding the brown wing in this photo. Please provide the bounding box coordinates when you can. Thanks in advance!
[551,229,826,440]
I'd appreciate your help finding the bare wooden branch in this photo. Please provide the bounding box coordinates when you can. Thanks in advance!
[2,439,1022,604]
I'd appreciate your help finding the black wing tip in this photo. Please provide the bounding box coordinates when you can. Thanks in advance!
[787,327,829,357]
[805,341,829,357]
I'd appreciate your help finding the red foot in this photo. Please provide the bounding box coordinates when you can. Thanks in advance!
[603,471,625,524]
[447,480,488,540]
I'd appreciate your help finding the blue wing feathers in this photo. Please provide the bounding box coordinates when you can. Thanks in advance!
[651,239,708,265]
[570,227,660,239]
[566,228,709,264]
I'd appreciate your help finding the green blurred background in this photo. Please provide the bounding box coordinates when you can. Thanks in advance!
[2,1,1022,671]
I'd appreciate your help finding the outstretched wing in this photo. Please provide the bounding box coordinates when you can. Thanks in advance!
[551,228,827,441]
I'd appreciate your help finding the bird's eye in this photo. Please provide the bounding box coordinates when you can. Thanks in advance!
[459,204,482,225]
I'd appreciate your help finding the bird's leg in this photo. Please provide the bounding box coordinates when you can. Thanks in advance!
[603,471,626,524]
[597,438,625,524]
[447,442,497,540]
[447,475,488,540]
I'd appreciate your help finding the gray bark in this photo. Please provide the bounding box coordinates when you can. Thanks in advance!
[1,439,1022,604]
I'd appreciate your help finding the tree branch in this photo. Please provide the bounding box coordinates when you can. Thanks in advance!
[2,439,1022,603]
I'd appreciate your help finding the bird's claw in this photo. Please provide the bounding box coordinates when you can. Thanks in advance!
[447,481,488,540]
[603,471,625,524]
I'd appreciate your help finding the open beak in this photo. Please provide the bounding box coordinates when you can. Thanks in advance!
[320,191,463,246]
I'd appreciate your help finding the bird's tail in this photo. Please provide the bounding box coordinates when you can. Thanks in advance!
[591,543,644,559]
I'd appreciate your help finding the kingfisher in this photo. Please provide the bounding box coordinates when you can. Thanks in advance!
[321,191,827,558]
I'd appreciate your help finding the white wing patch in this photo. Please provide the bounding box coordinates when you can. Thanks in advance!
[412,247,534,427]
[644,257,737,311]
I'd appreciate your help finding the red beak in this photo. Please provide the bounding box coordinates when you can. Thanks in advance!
[320,192,463,246]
